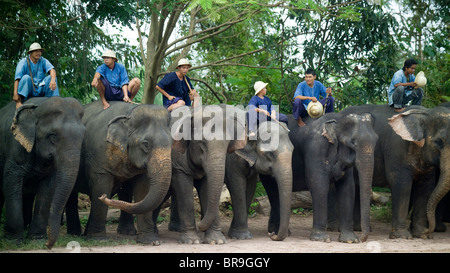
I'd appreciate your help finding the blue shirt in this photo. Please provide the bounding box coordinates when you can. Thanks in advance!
[388,69,415,105]
[15,56,54,86]
[293,80,327,108]
[96,63,129,88]
[157,72,193,106]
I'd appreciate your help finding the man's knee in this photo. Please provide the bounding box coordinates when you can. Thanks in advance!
[394,85,405,94]
[293,98,303,106]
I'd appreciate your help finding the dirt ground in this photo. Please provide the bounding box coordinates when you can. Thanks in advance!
[9,210,450,253]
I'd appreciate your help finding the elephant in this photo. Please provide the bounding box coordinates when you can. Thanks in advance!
[225,120,293,241]
[340,104,450,239]
[109,104,248,244]
[65,101,173,244]
[263,112,378,243]
[0,97,85,249]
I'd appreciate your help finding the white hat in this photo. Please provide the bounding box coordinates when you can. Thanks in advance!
[177,58,192,68]
[253,81,268,95]
[102,49,117,59]
[414,71,427,87]
[307,101,324,119]
[28,42,44,53]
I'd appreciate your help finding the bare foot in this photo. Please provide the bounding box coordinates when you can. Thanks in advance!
[15,101,23,109]
[394,107,405,113]
[102,101,110,110]
[297,120,306,127]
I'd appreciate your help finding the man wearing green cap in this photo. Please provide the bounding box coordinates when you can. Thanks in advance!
[13,42,59,108]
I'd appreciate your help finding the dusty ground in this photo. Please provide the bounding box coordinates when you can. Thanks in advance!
[7,210,450,253]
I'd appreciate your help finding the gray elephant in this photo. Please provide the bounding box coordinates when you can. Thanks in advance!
[340,104,450,239]
[0,97,85,249]
[66,101,172,244]
[263,112,378,243]
[225,120,293,241]
[102,105,247,244]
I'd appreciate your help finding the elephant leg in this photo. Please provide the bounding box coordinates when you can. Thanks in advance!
[336,169,359,243]
[410,171,435,239]
[132,175,163,245]
[260,175,280,235]
[171,171,200,244]
[327,183,339,232]
[29,176,57,239]
[65,191,82,236]
[3,171,25,241]
[389,169,413,239]
[117,183,137,236]
[195,178,226,244]
[226,172,255,239]
[309,174,331,242]
[85,174,113,239]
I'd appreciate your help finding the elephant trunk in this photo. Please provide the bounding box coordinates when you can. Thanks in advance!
[426,148,450,234]
[99,148,172,215]
[197,151,227,232]
[355,145,376,242]
[46,146,83,249]
[269,151,293,241]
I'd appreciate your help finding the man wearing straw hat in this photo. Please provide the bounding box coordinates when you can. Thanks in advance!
[156,58,199,112]
[292,68,334,127]
[91,49,141,109]
[13,42,59,108]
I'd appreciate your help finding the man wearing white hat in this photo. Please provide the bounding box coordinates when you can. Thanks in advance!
[13,42,59,108]
[156,58,199,111]
[248,81,288,137]
[91,49,141,109]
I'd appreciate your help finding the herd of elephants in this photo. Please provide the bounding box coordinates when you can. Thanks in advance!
[0,97,449,250]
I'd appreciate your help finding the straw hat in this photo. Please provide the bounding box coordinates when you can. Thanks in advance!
[253,81,268,95]
[28,42,44,53]
[102,49,117,59]
[177,58,192,68]
[414,71,427,87]
[307,101,324,119]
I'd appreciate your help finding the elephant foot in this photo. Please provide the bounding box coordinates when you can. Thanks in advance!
[435,222,447,233]
[309,230,331,243]
[389,229,412,240]
[137,232,161,246]
[85,231,108,240]
[338,231,360,244]
[67,226,82,236]
[117,222,137,236]
[28,232,47,240]
[411,227,433,239]
[228,228,253,240]
[178,230,201,244]
[204,229,227,245]
[168,220,181,232]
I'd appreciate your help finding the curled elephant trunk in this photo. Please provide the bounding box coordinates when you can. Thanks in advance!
[46,147,83,249]
[426,148,450,234]
[269,151,293,241]
[99,148,172,215]
[197,152,227,232]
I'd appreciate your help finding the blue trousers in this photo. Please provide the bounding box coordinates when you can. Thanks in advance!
[18,75,59,101]
[248,111,288,133]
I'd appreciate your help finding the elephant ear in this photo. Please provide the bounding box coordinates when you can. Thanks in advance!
[170,107,192,154]
[225,107,248,153]
[388,109,428,147]
[11,104,38,153]
[106,115,130,153]
[234,142,257,167]
[321,119,337,144]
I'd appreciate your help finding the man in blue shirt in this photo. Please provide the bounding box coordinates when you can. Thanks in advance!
[387,59,423,112]
[91,49,141,109]
[13,42,59,108]
[156,58,199,112]
[292,68,334,127]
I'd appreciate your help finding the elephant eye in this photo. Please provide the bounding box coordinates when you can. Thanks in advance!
[48,133,58,145]
[140,140,151,153]
[433,138,444,150]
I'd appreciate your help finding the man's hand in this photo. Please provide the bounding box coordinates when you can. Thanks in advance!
[49,79,57,91]
[91,78,98,88]
[311,97,318,102]
[168,95,176,101]
[326,87,332,95]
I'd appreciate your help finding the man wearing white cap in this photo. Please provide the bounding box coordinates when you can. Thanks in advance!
[13,42,59,108]
[248,81,288,137]
[91,49,141,109]
[156,58,199,111]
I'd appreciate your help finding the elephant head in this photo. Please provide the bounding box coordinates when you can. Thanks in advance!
[235,120,293,241]
[98,104,173,215]
[171,105,247,232]
[388,106,450,234]
[11,97,85,249]
[322,113,378,242]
